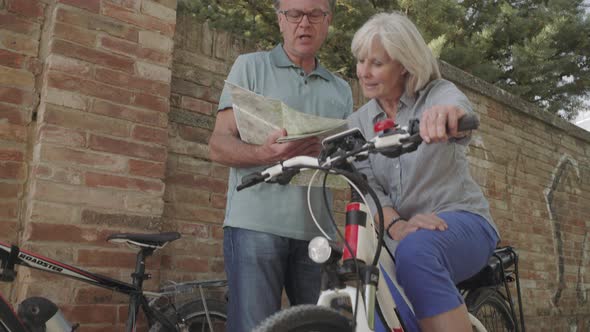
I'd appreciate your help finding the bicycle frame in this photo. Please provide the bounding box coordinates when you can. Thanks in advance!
[0,241,169,332]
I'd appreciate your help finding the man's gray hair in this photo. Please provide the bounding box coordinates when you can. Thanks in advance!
[273,0,336,11]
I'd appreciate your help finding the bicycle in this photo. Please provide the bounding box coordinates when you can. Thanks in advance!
[235,114,525,332]
[0,232,227,332]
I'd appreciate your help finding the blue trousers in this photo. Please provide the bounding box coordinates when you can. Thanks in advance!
[223,227,321,332]
[376,211,498,331]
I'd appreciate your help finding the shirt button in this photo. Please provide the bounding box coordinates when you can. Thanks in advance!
[300,72,304,76]
[304,80,307,84]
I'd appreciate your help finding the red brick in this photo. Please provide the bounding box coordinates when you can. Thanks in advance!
[109,0,141,11]
[211,193,226,209]
[0,86,34,107]
[95,67,170,97]
[47,71,133,105]
[39,145,126,172]
[0,66,35,88]
[0,149,24,162]
[177,222,209,238]
[169,257,209,272]
[80,209,162,229]
[58,0,100,13]
[167,174,226,193]
[61,304,117,324]
[53,22,97,48]
[128,159,165,179]
[0,123,26,142]
[100,35,170,65]
[0,201,18,218]
[0,105,29,125]
[0,12,40,35]
[0,221,19,241]
[0,49,25,68]
[103,2,174,37]
[178,125,210,144]
[0,162,25,180]
[7,0,45,19]
[132,125,168,145]
[77,249,136,267]
[181,96,212,115]
[89,134,167,162]
[0,31,38,55]
[38,124,86,148]
[42,104,130,138]
[211,164,229,179]
[132,92,169,113]
[51,39,134,73]
[47,54,93,77]
[75,287,117,304]
[32,164,83,185]
[56,7,138,42]
[0,183,20,198]
[91,100,167,128]
[85,171,164,193]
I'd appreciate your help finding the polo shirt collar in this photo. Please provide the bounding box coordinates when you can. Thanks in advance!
[270,44,333,81]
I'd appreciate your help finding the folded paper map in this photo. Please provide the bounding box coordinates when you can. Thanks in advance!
[228,82,348,144]
[228,81,348,188]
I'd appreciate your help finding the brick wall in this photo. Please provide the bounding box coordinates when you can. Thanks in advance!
[1,4,589,331]
[0,0,44,302]
[2,0,177,330]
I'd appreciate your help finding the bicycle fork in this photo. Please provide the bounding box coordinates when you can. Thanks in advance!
[343,200,379,330]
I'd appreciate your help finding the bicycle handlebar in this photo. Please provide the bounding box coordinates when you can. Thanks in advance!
[237,114,479,191]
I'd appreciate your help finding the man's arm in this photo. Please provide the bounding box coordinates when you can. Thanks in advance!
[208,108,321,168]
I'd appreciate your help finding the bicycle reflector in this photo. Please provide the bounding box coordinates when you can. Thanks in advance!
[308,236,332,264]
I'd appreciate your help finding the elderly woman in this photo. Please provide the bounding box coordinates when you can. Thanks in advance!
[348,12,500,332]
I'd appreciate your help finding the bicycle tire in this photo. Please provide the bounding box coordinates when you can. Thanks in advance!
[151,298,227,332]
[466,288,516,332]
[254,304,352,332]
[0,295,26,332]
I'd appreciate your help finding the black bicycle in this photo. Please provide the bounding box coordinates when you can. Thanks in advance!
[0,232,227,332]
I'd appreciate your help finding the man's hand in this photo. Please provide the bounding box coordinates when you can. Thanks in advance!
[419,105,466,143]
[258,129,321,164]
[388,213,448,241]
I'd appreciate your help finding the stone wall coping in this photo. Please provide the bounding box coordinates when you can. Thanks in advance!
[439,60,590,143]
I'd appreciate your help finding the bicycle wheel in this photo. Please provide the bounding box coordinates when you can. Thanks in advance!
[178,299,227,332]
[466,288,516,332]
[254,304,352,332]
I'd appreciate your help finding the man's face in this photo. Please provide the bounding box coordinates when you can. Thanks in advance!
[277,0,332,62]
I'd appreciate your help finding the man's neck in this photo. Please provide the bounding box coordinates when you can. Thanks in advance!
[283,48,317,74]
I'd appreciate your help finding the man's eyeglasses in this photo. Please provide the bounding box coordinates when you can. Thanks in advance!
[278,9,329,24]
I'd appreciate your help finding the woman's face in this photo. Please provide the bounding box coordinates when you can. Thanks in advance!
[356,40,406,102]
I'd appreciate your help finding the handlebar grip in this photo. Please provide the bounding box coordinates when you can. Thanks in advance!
[237,173,267,191]
[457,113,480,131]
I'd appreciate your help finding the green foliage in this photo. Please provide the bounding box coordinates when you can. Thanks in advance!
[179,0,590,119]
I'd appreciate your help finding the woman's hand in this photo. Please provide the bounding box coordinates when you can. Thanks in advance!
[388,213,448,241]
[419,105,466,143]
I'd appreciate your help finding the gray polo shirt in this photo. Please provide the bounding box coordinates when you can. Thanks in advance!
[348,79,499,239]
[217,44,353,240]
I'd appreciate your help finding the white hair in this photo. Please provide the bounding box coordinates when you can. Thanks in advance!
[351,12,441,97]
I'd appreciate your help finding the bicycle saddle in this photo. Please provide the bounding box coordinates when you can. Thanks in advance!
[107,232,181,249]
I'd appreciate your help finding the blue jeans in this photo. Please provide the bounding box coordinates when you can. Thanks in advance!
[223,227,321,332]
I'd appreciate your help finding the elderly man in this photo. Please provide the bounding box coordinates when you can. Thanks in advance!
[208,0,353,330]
